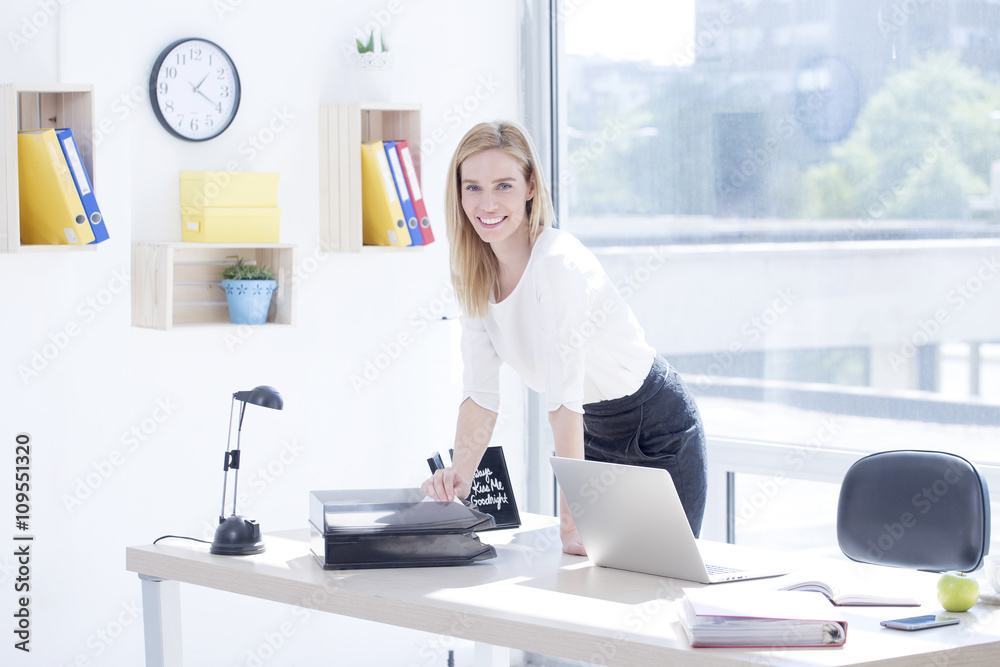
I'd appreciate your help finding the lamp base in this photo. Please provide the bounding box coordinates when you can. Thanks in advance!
[211,515,265,555]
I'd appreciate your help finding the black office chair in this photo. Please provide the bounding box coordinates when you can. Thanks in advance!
[837,450,991,572]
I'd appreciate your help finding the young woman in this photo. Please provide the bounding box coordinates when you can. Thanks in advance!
[421,120,707,555]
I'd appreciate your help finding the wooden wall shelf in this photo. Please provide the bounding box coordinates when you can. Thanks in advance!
[318,102,421,253]
[1,83,96,253]
[131,242,296,330]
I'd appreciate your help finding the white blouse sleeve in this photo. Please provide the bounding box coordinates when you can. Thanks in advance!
[537,256,592,414]
[460,315,502,413]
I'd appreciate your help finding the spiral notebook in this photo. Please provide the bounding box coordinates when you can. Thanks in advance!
[679,587,848,648]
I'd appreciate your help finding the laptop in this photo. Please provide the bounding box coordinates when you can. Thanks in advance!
[550,457,789,584]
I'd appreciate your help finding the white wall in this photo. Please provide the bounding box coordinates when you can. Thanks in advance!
[0,1,524,664]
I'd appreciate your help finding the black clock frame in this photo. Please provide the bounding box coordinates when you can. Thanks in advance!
[148,37,242,142]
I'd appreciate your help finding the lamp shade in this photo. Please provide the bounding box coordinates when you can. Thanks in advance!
[233,385,283,410]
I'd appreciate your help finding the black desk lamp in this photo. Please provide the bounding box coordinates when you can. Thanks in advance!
[211,385,283,555]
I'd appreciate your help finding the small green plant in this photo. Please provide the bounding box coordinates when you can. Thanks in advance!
[222,257,274,281]
[356,29,388,54]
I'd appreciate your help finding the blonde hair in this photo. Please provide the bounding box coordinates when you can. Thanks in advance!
[445,120,555,318]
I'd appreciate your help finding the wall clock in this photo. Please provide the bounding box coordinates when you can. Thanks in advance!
[149,37,241,141]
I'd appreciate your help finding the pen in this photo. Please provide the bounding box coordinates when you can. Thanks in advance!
[427,451,445,474]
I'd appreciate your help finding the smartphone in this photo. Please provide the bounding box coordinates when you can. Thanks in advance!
[880,614,960,631]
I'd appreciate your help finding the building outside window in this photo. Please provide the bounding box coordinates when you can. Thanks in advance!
[556,0,1000,556]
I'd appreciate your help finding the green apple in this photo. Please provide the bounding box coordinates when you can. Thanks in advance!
[937,571,979,612]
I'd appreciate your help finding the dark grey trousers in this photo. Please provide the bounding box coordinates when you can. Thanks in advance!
[582,355,708,537]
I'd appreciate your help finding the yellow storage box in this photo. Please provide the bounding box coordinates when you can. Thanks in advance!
[181,207,281,243]
[180,171,279,208]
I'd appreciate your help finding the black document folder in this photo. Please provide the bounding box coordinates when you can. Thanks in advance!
[308,489,498,569]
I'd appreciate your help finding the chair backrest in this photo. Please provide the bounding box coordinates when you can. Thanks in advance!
[837,450,991,572]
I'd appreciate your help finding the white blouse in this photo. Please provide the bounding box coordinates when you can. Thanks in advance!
[461,226,655,414]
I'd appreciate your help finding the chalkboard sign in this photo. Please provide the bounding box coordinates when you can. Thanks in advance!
[451,445,520,530]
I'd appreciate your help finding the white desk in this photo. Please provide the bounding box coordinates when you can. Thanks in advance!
[125,514,1000,666]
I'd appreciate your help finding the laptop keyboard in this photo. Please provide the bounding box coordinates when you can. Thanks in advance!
[705,563,745,575]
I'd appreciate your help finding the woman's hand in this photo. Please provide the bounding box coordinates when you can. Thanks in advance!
[420,467,471,502]
[560,526,587,556]
[558,505,587,556]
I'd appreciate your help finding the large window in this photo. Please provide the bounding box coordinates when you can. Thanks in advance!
[558,0,1000,552]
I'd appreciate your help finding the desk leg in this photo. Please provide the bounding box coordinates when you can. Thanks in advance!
[139,574,183,667]
[473,642,510,667]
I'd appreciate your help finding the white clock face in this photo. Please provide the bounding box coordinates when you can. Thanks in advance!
[150,38,241,141]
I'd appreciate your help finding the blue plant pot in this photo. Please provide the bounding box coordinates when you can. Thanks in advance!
[219,279,278,325]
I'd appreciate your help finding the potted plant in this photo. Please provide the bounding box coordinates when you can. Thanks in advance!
[349,28,394,101]
[219,258,278,325]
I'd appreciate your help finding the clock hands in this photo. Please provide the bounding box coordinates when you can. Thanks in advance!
[189,73,216,106]
[195,89,217,106]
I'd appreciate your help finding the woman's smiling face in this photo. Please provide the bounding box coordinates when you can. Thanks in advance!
[460,149,535,247]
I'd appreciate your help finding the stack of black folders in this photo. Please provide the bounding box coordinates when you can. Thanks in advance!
[308,488,497,569]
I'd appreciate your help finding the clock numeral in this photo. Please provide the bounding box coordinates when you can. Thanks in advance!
[163,101,174,113]
[175,53,186,66]
[164,66,178,79]
[215,102,223,113]
[205,115,215,128]
[190,47,202,61]
[158,82,168,95]
[220,86,230,98]
[175,114,185,129]
[190,118,200,132]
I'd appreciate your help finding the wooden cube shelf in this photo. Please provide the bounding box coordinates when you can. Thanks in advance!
[131,242,295,329]
[318,102,421,253]
[1,83,96,253]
